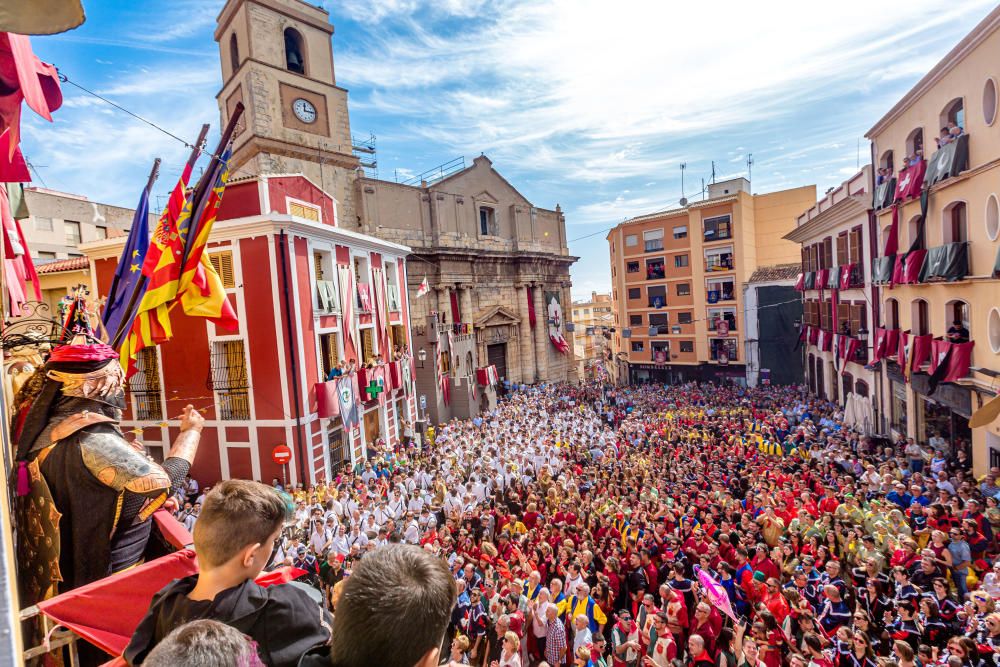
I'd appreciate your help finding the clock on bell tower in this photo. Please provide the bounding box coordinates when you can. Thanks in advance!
[215,0,360,226]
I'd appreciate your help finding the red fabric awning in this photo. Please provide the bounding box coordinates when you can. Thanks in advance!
[894,160,926,202]
[885,329,900,357]
[873,327,888,362]
[37,551,308,662]
[839,264,854,290]
[909,334,933,373]
[816,269,829,289]
[794,273,804,291]
[897,330,909,367]
[37,550,199,659]
[892,250,927,285]
[476,365,499,386]
[819,329,833,352]
[152,510,193,550]
[316,381,339,418]
[842,339,860,375]
[940,341,974,383]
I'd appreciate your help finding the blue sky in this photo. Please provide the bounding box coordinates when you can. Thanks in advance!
[20,0,998,299]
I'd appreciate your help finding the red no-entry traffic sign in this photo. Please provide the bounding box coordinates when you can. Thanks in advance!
[271,444,292,465]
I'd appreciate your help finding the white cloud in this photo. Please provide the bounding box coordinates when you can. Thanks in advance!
[340,0,994,193]
[21,57,220,207]
[144,1,219,43]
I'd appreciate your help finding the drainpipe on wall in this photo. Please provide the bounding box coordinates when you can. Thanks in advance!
[868,141,886,435]
[278,229,307,484]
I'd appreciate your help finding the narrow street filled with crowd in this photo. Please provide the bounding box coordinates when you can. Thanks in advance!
[171,381,997,667]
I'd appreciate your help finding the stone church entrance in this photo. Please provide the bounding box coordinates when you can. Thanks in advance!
[487,343,508,381]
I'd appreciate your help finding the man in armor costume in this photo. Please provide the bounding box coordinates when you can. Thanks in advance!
[12,341,204,604]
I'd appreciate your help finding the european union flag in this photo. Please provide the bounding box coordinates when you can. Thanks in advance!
[103,159,159,347]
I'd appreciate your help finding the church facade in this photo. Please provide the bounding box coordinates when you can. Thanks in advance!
[213,0,577,424]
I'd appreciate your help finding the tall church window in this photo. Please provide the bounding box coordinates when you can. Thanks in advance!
[229,33,239,72]
[284,28,306,74]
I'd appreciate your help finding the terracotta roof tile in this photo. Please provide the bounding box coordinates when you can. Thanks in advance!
[747,263,800,283]
[35,257,89,274]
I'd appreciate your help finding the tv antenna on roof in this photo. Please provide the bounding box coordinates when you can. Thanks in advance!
[679,162,687,206]
[747,152,754,184]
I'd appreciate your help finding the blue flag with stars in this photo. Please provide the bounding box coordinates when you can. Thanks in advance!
[102,170,154,344]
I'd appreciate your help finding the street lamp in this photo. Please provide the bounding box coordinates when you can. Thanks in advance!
[417,348,427,368]
[856,327,869,342]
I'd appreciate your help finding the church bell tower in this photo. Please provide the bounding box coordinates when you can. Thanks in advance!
[215,0,359,226]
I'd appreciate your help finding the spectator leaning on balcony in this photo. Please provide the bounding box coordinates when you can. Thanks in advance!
[947,319,970,344]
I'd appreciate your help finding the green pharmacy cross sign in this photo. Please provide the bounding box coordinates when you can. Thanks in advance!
[365,379,384,401]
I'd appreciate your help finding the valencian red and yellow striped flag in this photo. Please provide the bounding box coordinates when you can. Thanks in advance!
[177,145,238,329]
[119,145,238,376]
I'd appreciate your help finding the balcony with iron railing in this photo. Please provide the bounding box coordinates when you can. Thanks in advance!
[709,338,738,362]
[874,133,969,210]
[871,241,969,285]
[646,263,665,280]
[708,313,738,332]
[644,239,664,252]
[705,256,734,272]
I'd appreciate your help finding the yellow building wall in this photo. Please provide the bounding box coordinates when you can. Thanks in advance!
[753,185,818,266]
[868,13,1000,475]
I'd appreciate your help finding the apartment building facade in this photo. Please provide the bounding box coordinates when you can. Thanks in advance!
[572,292,612,379]
[607,178,815,384]
[785,167,877,421]
[865,6,1000,473]
[20,186,137,261]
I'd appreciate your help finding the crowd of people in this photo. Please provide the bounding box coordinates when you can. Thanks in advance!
[147,379,998,667]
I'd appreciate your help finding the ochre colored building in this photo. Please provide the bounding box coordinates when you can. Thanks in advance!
[607,178,815,384]
[865,6,1000,473]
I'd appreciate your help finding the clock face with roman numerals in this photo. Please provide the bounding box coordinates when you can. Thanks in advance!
[292,98,317,124]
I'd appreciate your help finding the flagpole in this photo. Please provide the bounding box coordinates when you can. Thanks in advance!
[179,103,244,275]
[110,123,210,349]
[107,157,161,348]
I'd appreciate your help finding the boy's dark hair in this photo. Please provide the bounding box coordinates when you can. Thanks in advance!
[144,619,261,666]
[193,480,287,567]
[330,545,456,667]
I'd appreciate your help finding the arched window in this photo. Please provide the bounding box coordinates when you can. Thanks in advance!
[905,128,924,160]
[881,224,893,250]
[907,214,925,250]
[885,298,899,329]
[284,27,306,74]
[843,372,853,400]
[879,149,894,173]
[466,352,473,374]
[911,299,929,336]
[855,380,869,397]
[229,33,239,73]
[946,299,970,333]
[941,97,965,130]
[943,201,967,244]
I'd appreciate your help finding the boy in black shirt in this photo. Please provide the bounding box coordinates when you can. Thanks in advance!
[125,480,332,666]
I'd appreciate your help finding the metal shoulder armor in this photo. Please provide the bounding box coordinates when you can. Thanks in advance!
[78,431,170,496]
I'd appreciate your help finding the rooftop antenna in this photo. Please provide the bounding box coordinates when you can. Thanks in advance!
[747,152,753,184]
[711,161,717,184]
[701,178,705,201]
[679,162,688,206]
